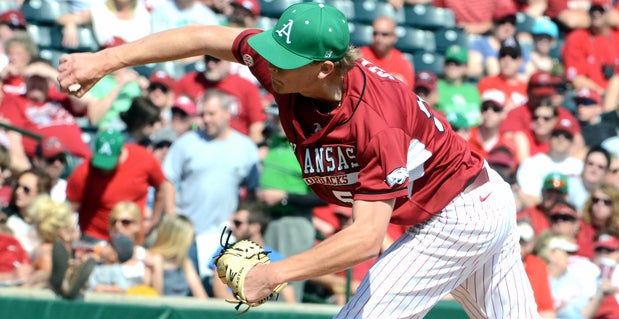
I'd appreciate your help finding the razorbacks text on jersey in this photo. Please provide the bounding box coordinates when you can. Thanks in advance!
[233,29,484,225]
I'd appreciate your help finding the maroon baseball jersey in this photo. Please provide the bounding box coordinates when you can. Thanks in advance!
[233,30,484,225]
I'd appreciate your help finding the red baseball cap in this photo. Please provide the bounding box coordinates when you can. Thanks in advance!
[0,10,26,30]
[232,0,261,16]
[487,149,515,170]
[37,136,66,158]
[528,71,563,97]
[414,71,437,92]
[172,95,198,116]
[481,89,506,108]
[552,119,577,138]
[102,36,126,49]
[594,234,619,251]
[149,70,175,89]
[573,88,602,104]
[549,203,578,219]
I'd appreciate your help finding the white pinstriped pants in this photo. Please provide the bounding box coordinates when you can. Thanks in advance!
[336,165,540,319]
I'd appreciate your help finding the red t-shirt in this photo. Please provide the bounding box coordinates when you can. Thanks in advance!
[563,28,619,89]
[0,233,30,273]
[478,76,528,110]
[0,94,92,159]
[359,46,415,90]
[523,254,555,313]
[233,29,484,226]
[174,72,266,136]
[467,126,517,159]
[517,206,551,235]
[66,144,166,240]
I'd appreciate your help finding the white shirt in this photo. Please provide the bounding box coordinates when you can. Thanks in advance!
[516,153,583,199]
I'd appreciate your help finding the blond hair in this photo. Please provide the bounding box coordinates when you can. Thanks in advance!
[29,195,74,243]
[582,184,619,229]
[149,215,194,265]
[109,201,142,242]
[334,46,361,74]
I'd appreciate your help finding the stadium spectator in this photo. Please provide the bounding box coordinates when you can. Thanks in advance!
[516,119,583,207]
[573,88,617,148]
[151,0,220,34]
[445,111,472,140]
[433,0,518,35]
[174,55,266,143]
[467,90,514,159]
[66,129,174,243]
[477,37,529,112]
[360,16,415,90]
[55,0,152,49]
[210,200,295,302]
[25,195,78,288]
[518,172,570,235]
[525,0,592,31]
[0,10,27,72]
[146,214,207,298]
[169,95,199,137]
[605,154,619,189]
[87,233,137,294]
[227,0,260,28]
[0,231,32,286]
[146,70,176,125]
[0,144,12,208]
[4,168,52,254]
[591,231,619,319]
[581,184,619,235]
[516,220,556,318]
[32,137,69,203]
[436,45,481,127]
[257,107,326,302]
[568,146,611,211]
[548,201,594,259]
[119,96,162,147]
[81,37,142,130]
[163,89,259,283]
[0,31,37,96]
[529,17,562,77]
[467,7,533,80]
[413,71,438,109]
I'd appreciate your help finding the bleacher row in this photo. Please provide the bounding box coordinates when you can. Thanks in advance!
[12,0,563,79]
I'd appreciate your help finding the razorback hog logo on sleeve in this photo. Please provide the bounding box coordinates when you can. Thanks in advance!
[302,145,360,186]
[385,167,408,188]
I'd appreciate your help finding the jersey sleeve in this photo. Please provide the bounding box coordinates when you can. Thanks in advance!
[232,29,274,94]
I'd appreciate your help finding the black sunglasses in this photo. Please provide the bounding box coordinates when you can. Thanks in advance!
[550,214,576,223]
[16,183,31,195]
[499,52,520,59]
[481,103,503,113]
[575,99,597,106]
[111,218,136,227]
[45,154,66,165]
[592,197,613,206]
[373,31,394,37]
[551,130,574,140]
[148,83,169,93]
[595,247,617,254]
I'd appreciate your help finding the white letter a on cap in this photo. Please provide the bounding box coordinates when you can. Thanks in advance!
[98,142,112,155]
[275,19,293,44]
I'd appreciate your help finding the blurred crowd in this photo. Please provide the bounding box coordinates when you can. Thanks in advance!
[0,0,617,318]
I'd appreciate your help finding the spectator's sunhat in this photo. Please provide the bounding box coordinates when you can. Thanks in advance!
[92,129,125,170]
[542,172,568,193]
[444,45,468,64]
[248,2,349,70]
[531,17,558,38]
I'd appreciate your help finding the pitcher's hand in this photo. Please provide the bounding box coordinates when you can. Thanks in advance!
[57,52,107,97]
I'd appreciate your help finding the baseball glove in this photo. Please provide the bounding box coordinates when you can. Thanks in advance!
[214,228,287,315]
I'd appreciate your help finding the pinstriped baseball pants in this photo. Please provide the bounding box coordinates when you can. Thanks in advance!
[336,165,540,319]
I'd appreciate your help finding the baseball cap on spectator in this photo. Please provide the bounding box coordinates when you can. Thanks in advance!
[545,236,579,252]
[148,70,175,90]
[35,136,67,159]
[102,36,126,49]
[542,172,568,193]
[232,0,261,16]
[590,0,611,11]
[517,220,535,243]
[499,37,522,58]
[92,129,125,170]
[573,88,602,105]
[487,146,516,170]
[110,234,134,263]
[444,45,468,65]
[171,95,198,116]
[549,202,579,220]
[151,128,177,149]
[481,89,506,108]
[531,17,558,39]
[528,71,564,97]
[552,120,577,140]
[414,71,437,92]
[248,2,349,70]
[0,10,27,30]
[594,234,619,251]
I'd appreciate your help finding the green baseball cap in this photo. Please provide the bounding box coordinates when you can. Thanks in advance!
[248,2,350,70]
[92,129,125,170]
[444,45,468,64]
[542,172,568,193]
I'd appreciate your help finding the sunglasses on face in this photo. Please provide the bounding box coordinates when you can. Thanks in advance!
[481,103,503,113]
[16,184,31,195]
[551,130,574,140]
[111,218,136,227]
[445,60,464,67]
[595,247,616,254]
[533,114,554,122]
[148,83,169,93]
[550,214,577,223]
[499,52,521,59]
[592,197,613,206]
[45,154,66,165]
[575,99,597,106]
[373,31,394,37]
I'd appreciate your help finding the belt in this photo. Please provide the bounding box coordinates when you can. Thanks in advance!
[463,167,489,194]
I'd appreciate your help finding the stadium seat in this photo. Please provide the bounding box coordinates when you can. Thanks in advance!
[27,24,53,49]
[348,22,373,47]
[323,0,355,20]
[412,52,445,77]
[434,28,468,53]
[403,4,455,30]
[259,0,300,18]
[0,1,19,13]
[21,0,70,25]
[395,27,435,54]
[49,26,98,52]
[353,1,404,25]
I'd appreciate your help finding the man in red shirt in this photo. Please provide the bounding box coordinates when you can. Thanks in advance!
[58,3,538,317]
[360,16,415,90]
[174,54,266,144]
[66,129,174,243]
